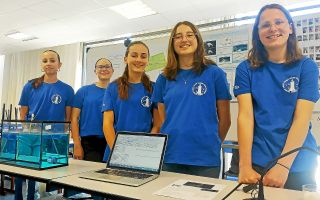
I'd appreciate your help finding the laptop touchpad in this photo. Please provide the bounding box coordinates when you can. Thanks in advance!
[100,175,122,180]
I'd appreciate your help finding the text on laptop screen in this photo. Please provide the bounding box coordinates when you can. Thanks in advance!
[109,134,165,172]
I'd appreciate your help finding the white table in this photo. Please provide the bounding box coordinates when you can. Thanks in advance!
[49,170,320,200]
[0,159,105,183]
[229,184,320,200]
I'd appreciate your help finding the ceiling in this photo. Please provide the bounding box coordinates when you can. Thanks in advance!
[0,0,307,54]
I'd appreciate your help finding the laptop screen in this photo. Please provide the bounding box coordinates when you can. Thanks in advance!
[108,132,167,173]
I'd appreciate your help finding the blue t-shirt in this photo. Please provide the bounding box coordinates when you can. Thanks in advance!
[19,80,74,121]
[101,81,155,161]
[73,84,105,137]
[233,57,319,172]
[152,65,231,167]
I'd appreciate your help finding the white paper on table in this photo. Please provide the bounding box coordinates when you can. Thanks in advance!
[153,179,227,200]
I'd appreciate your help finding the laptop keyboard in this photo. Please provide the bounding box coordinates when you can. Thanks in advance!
[96,168,153,179]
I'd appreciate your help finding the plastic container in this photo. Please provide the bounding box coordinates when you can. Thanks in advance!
[0,120,70,169]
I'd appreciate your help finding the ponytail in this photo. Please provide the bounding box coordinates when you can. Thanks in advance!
[116,66,153,100]
[141,73,153,94]
[116,66,130,99]
[31,75,45,89]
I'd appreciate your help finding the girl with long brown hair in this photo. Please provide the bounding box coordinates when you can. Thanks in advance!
[152,21,231,178]
[234,4,319,190]
[102,41,160,161]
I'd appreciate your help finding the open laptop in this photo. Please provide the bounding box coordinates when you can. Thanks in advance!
[80,131,167,187]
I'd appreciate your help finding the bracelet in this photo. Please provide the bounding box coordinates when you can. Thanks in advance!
[276,162,290,171]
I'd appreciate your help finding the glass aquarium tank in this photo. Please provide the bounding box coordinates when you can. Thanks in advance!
[0,120,70,169]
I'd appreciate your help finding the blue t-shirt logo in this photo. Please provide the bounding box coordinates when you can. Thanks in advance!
[141,96,151,107]
[192,82,207,96]
[51,94,62,104]
[282,77,299,93]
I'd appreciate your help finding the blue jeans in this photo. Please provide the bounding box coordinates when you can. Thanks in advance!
[162,163,221,178]
[15,178,36,200]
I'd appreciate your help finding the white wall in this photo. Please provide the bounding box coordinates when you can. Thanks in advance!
[0,55,4,107]
[1,43,82,107]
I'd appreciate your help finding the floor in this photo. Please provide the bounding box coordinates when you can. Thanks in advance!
[0,175,19,200]
[0,176,98,200]
[0,176,67,200]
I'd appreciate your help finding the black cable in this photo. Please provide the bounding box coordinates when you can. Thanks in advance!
[221,183,242,200]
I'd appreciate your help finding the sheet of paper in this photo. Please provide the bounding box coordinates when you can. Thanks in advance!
[154,179,227,200]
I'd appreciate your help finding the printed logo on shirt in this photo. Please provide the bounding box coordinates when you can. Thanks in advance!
[192,82,207,96]
[282,77,299,93]
[234,85,240,90]
[51,94,62,104]
[141,96,151,107]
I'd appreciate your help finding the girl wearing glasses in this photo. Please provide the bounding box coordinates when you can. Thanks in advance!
[102,41,160,160]
[17,50,74,200]
[152,21,231,178]
[71,58,114,162]
[234,4,319,190]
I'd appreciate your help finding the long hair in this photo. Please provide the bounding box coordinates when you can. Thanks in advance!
[116,41,153,100]
[248,3,302,67]
[31,50,61,89]
[163,21,215,80]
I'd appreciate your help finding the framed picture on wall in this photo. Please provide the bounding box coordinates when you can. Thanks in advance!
[303,27,308,34]
[296,20,302,27]
[309,34,314,40]
[218,55,232,64]
[297,35,302,41]
[204,40,216,55]
[303,35,308,41]
[309,18,314,25]
[232,43,248,52]
[309,26,314,33]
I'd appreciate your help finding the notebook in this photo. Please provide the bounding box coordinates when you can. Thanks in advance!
[80,131,167,187]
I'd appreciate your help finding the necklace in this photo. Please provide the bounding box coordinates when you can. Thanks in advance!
[181,72,193,84]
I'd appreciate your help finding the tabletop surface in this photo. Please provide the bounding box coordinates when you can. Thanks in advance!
[0,159,105,182]
[50,169,320,200]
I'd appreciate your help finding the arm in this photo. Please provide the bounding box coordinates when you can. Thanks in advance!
[19,106,28,120]
[280,100,314,168]
[237,93,261,184]
[216,99,231,142]
[263,99,315,187]
[103,110,116,149]
[151,108,161,133]
[157,103,166,126]
[65,106,72,122]
[70,107,83,160]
